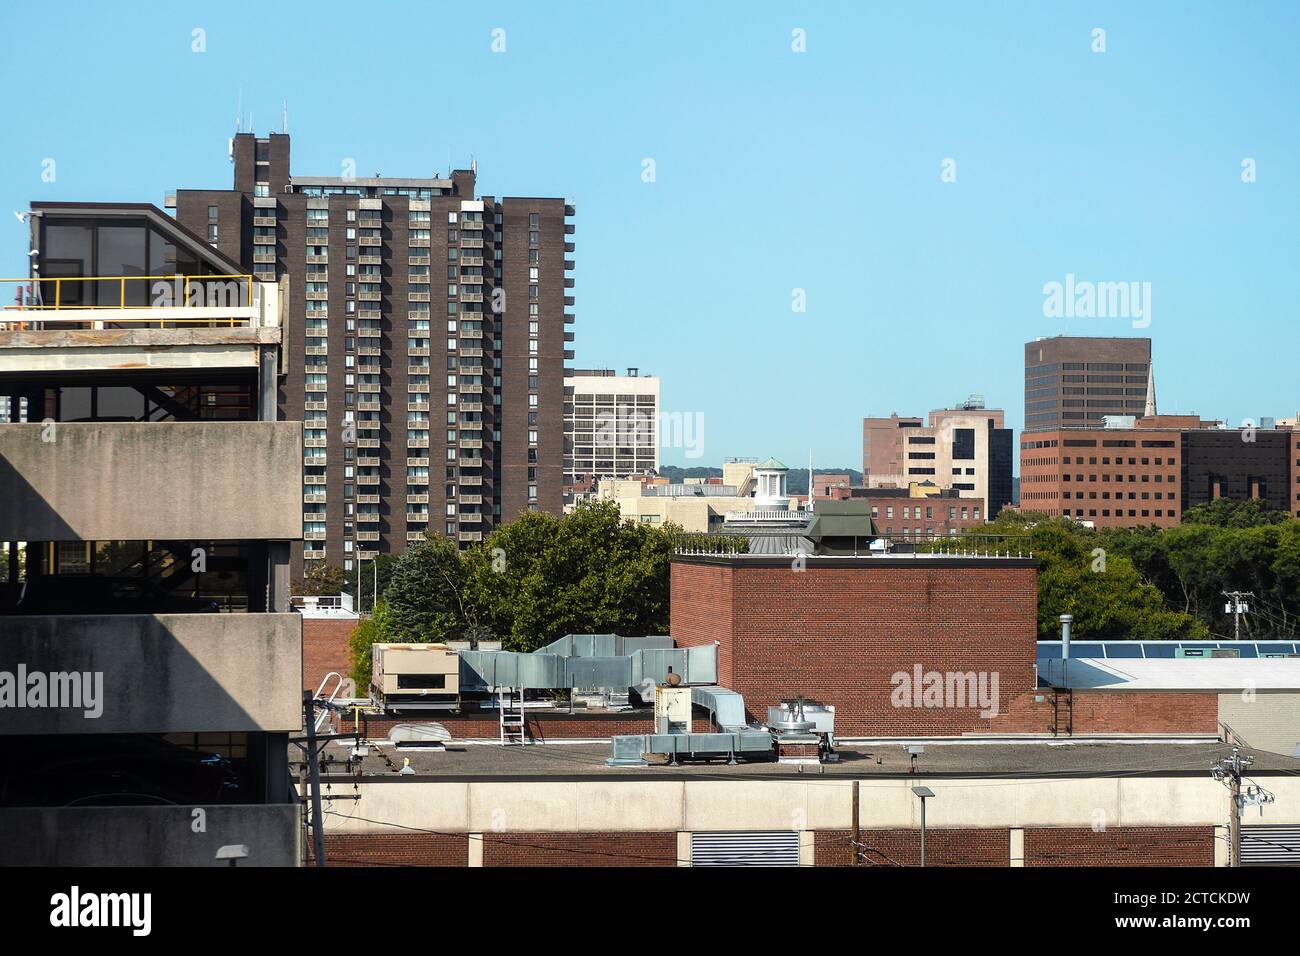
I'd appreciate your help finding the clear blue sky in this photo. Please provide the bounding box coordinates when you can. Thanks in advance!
[2,1,1297,470]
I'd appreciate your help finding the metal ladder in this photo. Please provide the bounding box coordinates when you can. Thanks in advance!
[498,688,527,746]
[1051,687,1073,737]
[313,672,346,733]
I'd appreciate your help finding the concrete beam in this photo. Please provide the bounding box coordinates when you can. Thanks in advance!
[0,613,303,734]
[0,804,298,866]
[0,421,303,541]
[0,327,280,374]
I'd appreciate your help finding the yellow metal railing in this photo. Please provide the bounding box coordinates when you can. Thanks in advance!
[0,274,255,329]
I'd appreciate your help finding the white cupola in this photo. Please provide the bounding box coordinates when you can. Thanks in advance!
[752,457,790,510]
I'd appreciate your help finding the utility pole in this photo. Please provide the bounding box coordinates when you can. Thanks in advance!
[851,780,860,866]
[1221,590,1253,641]
[303,691,327,865]
[291,691,367,867]
[1211,746,1271,866]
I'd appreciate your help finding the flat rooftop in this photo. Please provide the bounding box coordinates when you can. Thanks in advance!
[319,741,1300,784]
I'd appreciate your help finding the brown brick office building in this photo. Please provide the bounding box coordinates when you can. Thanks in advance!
[1182,428,1293,514]
[1020,415,1293,527]
[1020,417,1189,527]
[175,133,574,576]
[1293,429,1300,518]
[1024,335,1153,432]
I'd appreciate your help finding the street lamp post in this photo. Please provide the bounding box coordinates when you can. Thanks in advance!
[912,786,935,867]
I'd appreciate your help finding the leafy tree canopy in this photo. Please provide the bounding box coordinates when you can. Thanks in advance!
[346,500,718,684]
[958,508,1298,641]
[295,562,345,597]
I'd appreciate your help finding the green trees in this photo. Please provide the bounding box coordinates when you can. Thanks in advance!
[343,553,397,612]
[962,507,1300,641]
[466,500,677,651]
[346,602,391,692]
[294,562,345,597]
[344,500,695,685]
[1107,507,1300,638]
[383,534,474,643]
[954,511,1208,641]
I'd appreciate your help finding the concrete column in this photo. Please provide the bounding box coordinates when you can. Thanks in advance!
[259,344,278,422]
[799,830,815,867]
[676,831,691,867]
[1213,824,1229,867]
[467,833,483,867]
[268,541,291,613]
[1009,827,1025,867]
[260,732,290,803]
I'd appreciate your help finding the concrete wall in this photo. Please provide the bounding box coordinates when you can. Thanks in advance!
[606,494,750,532]
[321,774,1300,836]
[1220,691,1300,757]
[0,421,302,541]
[0,613,302,734]
[0,804,298,866]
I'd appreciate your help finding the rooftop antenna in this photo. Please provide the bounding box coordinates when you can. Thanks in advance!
[807,448,813,511]
[229,88,242,163]
[282,99,288,134]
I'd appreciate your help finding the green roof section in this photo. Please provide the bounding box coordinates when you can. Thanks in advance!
[755,457,788,470]
[808,500,877,550]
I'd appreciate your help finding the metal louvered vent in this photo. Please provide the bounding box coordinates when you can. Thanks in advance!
[1241,826,1300,865]
[690,831,800,867]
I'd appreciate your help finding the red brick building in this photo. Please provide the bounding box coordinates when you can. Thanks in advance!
[1020,414,1294,528]
[670,553,1039,736]
[1019,417,1190,527]
[303,617,357,692]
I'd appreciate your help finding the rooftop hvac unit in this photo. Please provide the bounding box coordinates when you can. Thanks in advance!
[654,683,691,735]
[371,642,462,710]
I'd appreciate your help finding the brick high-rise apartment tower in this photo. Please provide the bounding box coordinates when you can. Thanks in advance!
[175,133,575,577]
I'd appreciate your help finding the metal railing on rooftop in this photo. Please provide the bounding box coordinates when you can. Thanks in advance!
[0,274,258,330]
[673,531,1034,559]
[673,547,1034,559]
